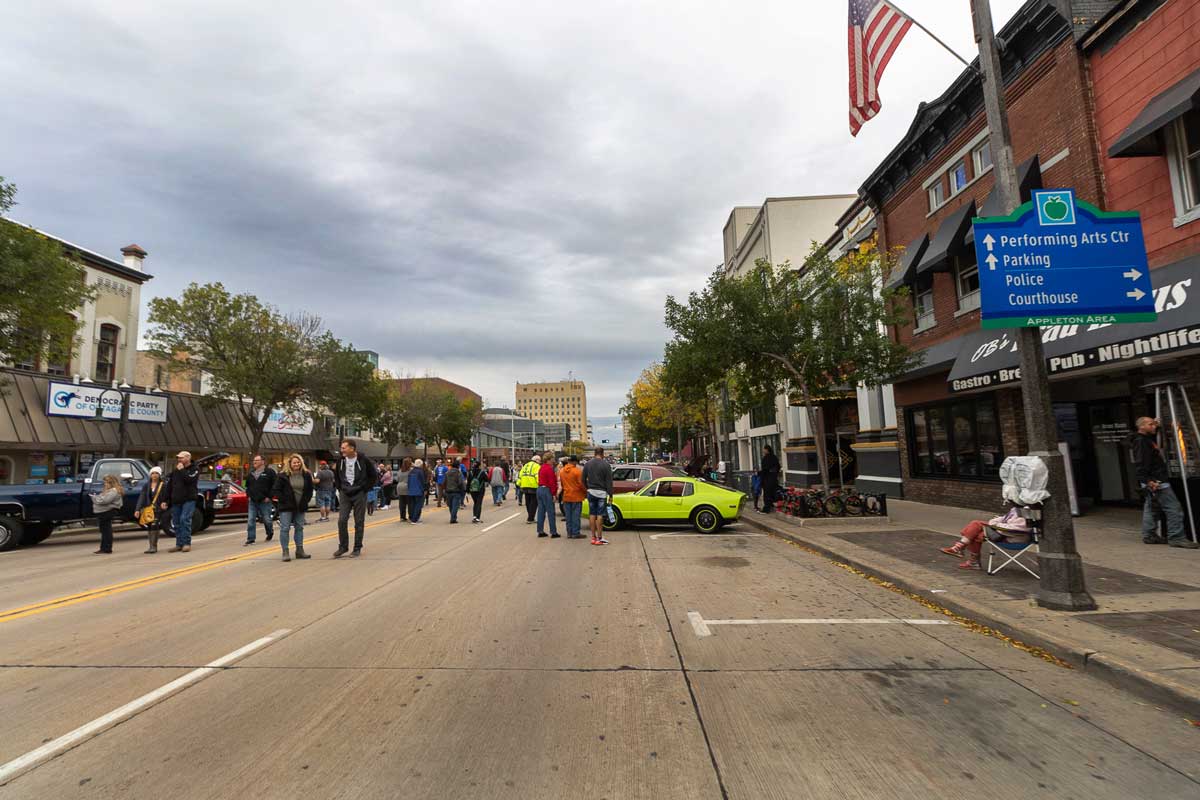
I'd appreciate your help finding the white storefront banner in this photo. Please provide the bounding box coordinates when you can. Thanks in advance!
[46,382,169,424]
[263,407,315,435]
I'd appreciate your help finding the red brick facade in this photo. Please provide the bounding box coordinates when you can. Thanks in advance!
[1090,0,1200,267]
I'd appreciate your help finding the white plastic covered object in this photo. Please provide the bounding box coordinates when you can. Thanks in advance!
[999,456,1050,506]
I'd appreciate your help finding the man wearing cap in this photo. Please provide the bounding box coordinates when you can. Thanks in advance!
[161,451,200,552]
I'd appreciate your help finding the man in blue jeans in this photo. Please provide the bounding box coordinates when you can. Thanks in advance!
[162,450,200,552]
[243,453,276,545]
[536,451,559,538]
[1133,416,1199,548]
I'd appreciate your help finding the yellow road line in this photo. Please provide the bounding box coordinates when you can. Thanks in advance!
[0,511,423,624]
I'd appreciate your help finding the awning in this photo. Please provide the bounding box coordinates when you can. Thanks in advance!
[899,335,968,381]
[849,217,878,248]
[884,234,928,290]
[946,254,1200,393]
[1109,67,1200,158]
[916,200,976,275]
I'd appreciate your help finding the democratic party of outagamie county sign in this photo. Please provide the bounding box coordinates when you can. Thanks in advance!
[972,189,1157,330]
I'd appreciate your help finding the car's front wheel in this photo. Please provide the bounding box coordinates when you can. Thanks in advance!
[691,506,722,534]
[602,507,624,532]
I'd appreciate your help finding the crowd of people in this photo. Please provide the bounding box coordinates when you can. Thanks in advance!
[119,441,620,558]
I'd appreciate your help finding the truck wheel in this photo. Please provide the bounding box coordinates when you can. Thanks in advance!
[22,522,55,545]
[0,517,23,551]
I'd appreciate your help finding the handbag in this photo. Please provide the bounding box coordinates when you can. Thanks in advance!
[139,482,162,526]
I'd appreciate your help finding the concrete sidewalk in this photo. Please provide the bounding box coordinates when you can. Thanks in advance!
[742,498,1200,716]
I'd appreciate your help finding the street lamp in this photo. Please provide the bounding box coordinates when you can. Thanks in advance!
[92,387,130,458]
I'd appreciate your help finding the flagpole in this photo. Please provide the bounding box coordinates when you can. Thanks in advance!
[887,2,978,73]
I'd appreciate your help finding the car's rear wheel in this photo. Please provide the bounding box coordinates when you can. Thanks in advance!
[602,507,624,532]
[692,506,721,534]
[0,517,23,551]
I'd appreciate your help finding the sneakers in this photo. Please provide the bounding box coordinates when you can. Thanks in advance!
[940,542,966,556]
[591,537,609,545]
[333,547,348,559]
[94,549,112,554]
[181,545,191,552]
[472,518,480,524]
[168,546,182,553]
[350,549,362,558]
[550,533,561,538]
[1143,536,1169,545]
[243,540,254,546]
[957,556,981,570]
[537,532,549,538]
[1169,540,1200,549]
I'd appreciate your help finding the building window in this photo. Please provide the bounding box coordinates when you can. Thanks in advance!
[973,140,993,176]
[95,325,119,382]
[955,255,980,312]
[907,397,1003,480]
[1169,109,1200,219]
[928,180,946,211]
[749,402,775,429]
[191,375,202,394]
[914,285,935,331]
[949,160,968,194]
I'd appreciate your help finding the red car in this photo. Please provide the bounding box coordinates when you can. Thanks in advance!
[214,481,248,519]
[611,463,688,494]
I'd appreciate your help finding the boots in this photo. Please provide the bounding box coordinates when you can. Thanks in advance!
[282,549,291,562]
[295,546,311,559]
[940,540,966,557]
[144,529,159,554]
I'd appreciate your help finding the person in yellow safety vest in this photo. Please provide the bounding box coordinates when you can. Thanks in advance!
[518,456,541,524]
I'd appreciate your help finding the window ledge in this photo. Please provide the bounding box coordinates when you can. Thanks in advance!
[1174,206,1200,228]
[913,319,938,335]
[954,303,980,318]
[926,172,988,218]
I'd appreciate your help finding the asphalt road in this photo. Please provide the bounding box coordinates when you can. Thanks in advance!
[1,503,1197,799]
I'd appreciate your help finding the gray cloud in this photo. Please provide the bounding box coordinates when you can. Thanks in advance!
[2,0,1025,415]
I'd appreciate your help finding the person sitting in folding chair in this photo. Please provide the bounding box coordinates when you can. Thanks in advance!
[940,507,1033,572]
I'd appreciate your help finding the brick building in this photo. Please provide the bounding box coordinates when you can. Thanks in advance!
[857,0,1200,512]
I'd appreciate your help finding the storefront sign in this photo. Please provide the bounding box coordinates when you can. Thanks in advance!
[45,382,169,423]
[29,452,48,478]
[263,408,314,435]
[948,256,1197,393]
[973,189,1156,329]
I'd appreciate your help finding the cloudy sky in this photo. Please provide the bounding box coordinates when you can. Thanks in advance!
[2,0,1025,417]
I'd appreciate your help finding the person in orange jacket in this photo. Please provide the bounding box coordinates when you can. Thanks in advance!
[559,455,587,539]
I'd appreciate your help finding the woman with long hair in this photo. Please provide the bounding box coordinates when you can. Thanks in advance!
[272,453,314,562]
[92,474,124,554]
[135,466,167,554]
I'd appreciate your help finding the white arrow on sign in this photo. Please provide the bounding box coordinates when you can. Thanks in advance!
[1123,268,1142,281]
[1127,288,1146,301]
[985,253,998,271]
[983,234,996,252]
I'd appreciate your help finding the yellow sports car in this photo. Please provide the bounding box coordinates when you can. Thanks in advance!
[603,476,747,534]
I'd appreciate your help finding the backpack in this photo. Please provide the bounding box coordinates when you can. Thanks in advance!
[469,472,484,493]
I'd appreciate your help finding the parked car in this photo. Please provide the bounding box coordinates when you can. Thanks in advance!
[0,454,229,550]
[603,476,746,534]
[214,480,249,520]
[611,463,689,494]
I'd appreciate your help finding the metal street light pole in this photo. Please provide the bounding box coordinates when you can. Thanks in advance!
[972,0,1095,611]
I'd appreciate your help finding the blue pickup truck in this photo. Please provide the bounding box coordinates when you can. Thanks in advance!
[0,455,228,550]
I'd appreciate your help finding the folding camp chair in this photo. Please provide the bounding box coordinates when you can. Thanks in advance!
[985,505,1041,578]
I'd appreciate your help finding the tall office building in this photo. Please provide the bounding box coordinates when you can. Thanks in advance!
[515,380,587,444]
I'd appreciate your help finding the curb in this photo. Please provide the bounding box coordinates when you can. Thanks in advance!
[741,515,1200,717]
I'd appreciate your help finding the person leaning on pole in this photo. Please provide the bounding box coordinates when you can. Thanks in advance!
[332,438,375,558]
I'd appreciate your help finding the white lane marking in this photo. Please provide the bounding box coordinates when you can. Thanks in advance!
[687,611,712,637]
[649,532,765,540]
[0,628,292,786]
[687,611,949,638]
[482,512,522,533]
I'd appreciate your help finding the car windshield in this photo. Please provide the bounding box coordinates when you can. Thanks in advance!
[636,482,659,497]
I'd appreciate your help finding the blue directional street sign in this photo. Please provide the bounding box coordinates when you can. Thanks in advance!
[972,188,1157,330]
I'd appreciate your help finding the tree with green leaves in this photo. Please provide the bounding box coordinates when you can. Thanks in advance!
[392,380,482,460]
[0,178,95,373]
[146,282,380,455]
[621,362,706,459]
[664,242,917,489]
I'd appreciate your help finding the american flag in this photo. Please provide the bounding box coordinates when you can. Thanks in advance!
[848,0,913,136]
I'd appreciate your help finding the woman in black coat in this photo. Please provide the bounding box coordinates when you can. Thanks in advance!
[758,445,781,515]
[272,454,314,562]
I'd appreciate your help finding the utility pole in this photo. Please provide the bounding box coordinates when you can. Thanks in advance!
[972,0,1095,611]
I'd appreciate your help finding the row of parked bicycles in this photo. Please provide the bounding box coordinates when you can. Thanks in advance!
[761,486,888,518]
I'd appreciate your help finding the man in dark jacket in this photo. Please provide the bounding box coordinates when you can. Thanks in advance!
[758,445,781,514]
[333,438,375,558]
[244,453,276,546]
[161,450,200,552]
[1133,417,1198,548]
